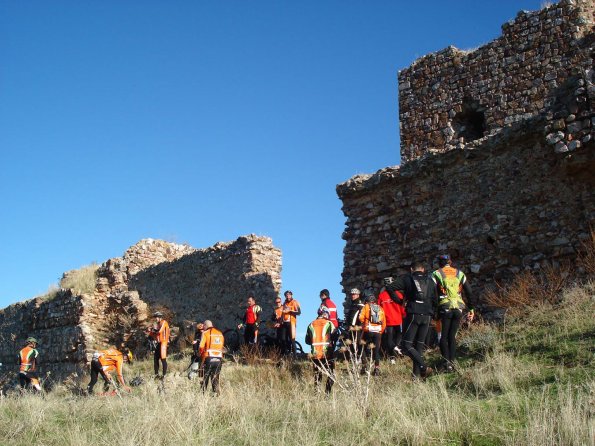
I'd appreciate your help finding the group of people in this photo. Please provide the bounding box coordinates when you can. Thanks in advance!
[15,253,475,396]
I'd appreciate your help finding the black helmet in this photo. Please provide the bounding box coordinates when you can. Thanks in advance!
[319,289,330,298]
[284,290,293,297]
[363,290,376,303]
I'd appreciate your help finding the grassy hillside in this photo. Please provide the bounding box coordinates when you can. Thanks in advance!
[1,281,593,446]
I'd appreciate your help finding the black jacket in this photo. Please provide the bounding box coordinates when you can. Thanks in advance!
[346,299,364,327]
[393,272,438,316]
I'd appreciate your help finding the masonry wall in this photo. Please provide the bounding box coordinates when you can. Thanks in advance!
[399,0,594,163]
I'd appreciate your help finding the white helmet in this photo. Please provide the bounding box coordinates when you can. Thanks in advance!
[350,288,361,295]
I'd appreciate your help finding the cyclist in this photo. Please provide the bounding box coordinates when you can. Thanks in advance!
[87,347,131,395]
[281,290,301,355]
[318,289,338,329]
[345,288,365,357]
[305,310,335,393]
[432,254,475,371]
[17,337,41,392]
[397,262,438,379]
[199,320,225,395]
[378,277,405,362]
[238,295,262,345]
[359,291,386,376]
[147,311,170,378]
[271,297,284,350]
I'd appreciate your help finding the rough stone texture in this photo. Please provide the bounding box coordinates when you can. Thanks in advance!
[398,0,594,163]
[338,0,595,311]
[0,235,281,384]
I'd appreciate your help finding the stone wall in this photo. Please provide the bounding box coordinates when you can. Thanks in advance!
[399,0,594,163]
[339,0,595,308]
[0,235,282,385]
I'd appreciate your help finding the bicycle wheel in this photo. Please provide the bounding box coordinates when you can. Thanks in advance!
[223,329,240,353]
[294,341,304,355]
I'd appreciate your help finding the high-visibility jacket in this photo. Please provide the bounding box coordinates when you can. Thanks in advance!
[156,320,170,344]
[199,327,224,362]
[273,306,283,323]
[320,297,339,328]
[18,346,38,373]
[359,303,387,334]
[282,299,300,325]
[244,304,262,325]
[432,266,468,311]
[305,318,334,360]
[97,348,124,382]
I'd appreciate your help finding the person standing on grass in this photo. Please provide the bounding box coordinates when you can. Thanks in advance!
[238,294,262,345]
[378,277,405,363]
[345,288,365,358]
[199,320,225,395]
[432,254,475,371]
[271,296,284,350]
[318,289,339,329]
[359,291,386,376]
[305,310,335,394]
[147,311,170,378]
[17,337,41,392]
[87,347,131,395]
[281,290,301,355]
[395,262,439,379]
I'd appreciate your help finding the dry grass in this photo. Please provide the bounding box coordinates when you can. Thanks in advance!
[1,281,593,446]
[59,263,99,295]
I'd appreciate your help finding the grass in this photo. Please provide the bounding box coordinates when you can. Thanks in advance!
[59,263,98,295]
[1,281,594,446]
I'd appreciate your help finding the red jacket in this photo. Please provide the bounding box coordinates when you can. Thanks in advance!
[320,297,339,328]
[378,290,404,326]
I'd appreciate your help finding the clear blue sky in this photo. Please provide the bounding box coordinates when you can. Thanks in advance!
[0,1,541,323]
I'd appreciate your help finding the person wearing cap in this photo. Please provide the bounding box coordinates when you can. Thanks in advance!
[281,290,301,355]
[199,320,225,395]
[147,311,170,378]
[378,277,405,362]
[359,292,386,376]
[432,254,475,371]
[17,337,41,392]
[345,288,364,358]
[318,289,339,329]
[305,310,335,393]
[87,347,131,395]
[271,296,284,350]
[237,294,262,345]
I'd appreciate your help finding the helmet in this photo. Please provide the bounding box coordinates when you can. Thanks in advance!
[153,311,164,318]
[383,277,394,286]
[92,352,101,361]
[437,254,451,261]
[363,290,376,302]
[26,337,38,345]
[318,305,329,316]
[350,288,361,295]
[319,289,330,298]
[284,290,293,297]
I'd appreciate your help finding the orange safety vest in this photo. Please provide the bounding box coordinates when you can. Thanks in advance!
[359,303,387,334]
[156,320,170,344]
[97,348,124,380]
[19,346,38,373]
[307,318,334,360]
[199,327,224,362]
[282,299,300,324]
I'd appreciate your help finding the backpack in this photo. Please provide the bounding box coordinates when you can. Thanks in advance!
[434,268,465,310]
[369,304,382,324]
[411,274,432,303]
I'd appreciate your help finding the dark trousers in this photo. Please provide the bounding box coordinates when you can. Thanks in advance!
[383,325,402,357]
[440,309,463,362]
[275,326,284,351]
[280,322,296,355]
[154,346,168,376]
[18,371,39,390]
[403,314,431,376]
[201,358,222,394]
[312,357,335,393]
[363,331,382,367]
[244,323,257,345]
[87,359,110,394]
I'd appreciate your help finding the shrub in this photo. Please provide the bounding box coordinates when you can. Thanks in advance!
[59,263,98,295]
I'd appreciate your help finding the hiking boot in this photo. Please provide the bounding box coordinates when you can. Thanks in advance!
[372,367,381,377]
[393,346,403,356]
[421,367,433,379]
[445,364,454,373]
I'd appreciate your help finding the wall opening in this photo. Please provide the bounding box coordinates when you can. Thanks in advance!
[453,98,486,142]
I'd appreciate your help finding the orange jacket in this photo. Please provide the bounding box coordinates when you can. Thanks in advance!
[305,318,334,360]
[282,299,301,325]
[19,346,38,373]
[97,348,125,384]
[359,303,387,334]
[199,327,224,362]
[150,320,170,344]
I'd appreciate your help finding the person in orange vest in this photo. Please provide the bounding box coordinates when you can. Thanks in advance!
[199,320,225,395]
[87,347,131,395]
[305,310,335,393]
[271,296,284,351]
[237,294,262,345]
[147,311,170,378]
[359,291,387,376]
[281,290,301,356]
[17,337,41,392]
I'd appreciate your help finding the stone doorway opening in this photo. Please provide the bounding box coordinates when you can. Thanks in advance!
[453,98,486,142]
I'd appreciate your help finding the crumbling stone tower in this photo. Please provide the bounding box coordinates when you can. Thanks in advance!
[338,0,594,299]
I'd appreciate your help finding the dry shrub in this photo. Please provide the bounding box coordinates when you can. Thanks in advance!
[485,264,571,315]
[60,264,98,295]
[578,228,595,276]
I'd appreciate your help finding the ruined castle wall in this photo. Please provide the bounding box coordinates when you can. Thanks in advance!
[399,0,594,163]
[338,125,595,296]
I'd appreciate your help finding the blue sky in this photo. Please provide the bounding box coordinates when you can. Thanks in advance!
[0,1,542,325]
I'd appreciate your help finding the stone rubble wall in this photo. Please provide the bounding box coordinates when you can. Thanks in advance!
[399,0,594,163]
[0,235,282,385]
[339,0,595,312]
